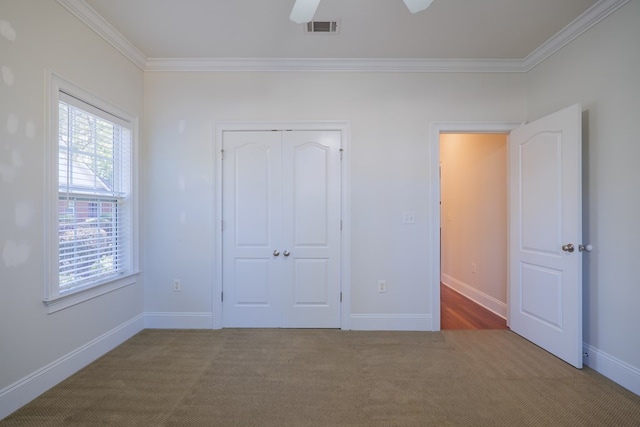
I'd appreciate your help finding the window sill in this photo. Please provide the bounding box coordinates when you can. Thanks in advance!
[44,272,139,314]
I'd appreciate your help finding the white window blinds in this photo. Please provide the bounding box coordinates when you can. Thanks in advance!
[57,92,132,292]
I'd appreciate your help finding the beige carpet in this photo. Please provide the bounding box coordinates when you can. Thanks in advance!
[2,329,639,426]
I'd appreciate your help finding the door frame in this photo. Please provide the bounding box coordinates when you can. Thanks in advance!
[429,122,521,330]
[213,121,352,330]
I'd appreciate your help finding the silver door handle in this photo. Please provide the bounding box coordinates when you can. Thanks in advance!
[283,250,290,257]
[562,244,575,253]
[273,250,280,257]
[579,244,593,252]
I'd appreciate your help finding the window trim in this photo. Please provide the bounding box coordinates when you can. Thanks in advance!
[44,72,139,313]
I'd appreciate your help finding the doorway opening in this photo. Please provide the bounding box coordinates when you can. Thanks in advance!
[431,108,584,366]
[429,122,520,331]
[439,133,508,330]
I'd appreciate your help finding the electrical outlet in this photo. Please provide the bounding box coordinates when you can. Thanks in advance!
[173,279,181,292]
[378,280,387,293]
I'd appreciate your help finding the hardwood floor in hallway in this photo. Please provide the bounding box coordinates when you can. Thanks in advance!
[440,283,508,330]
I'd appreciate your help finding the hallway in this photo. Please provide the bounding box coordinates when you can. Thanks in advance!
[440,284,508,330]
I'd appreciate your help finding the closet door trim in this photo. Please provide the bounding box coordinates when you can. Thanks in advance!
[213,121,351,330]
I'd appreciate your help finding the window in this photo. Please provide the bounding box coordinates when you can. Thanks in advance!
[45,74,138,311]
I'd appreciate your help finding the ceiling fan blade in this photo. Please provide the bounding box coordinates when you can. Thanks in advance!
[402,0,434,14]
[290,0,321,24]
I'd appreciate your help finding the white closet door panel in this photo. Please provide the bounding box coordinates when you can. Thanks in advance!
[293,142,330,245]
[234,143,271,246]
[235,258,270,304]
[222,129,342,328]
[222,131,282,327]
[293,258,329,305]
[281,131,341,328]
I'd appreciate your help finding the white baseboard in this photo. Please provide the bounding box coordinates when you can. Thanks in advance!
[144,312,213,329]
[583,343,640,396]
[349,314,432,331]
[441,274,507,319]
[0,314,144,420]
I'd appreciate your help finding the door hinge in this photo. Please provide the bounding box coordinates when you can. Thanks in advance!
[220,149,224,160]
[340,220,343,231]
[221,220,224,231]
[221,292,224,302]
[340,292,343,303]
[340,148,344,160]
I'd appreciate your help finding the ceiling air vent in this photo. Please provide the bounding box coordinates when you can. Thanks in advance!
[305,20,339,34]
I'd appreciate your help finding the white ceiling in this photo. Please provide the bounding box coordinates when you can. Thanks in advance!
[82,0,598,61]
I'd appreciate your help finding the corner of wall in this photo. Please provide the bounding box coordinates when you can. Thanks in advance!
[0,315,144,420]
[583,343,640,396]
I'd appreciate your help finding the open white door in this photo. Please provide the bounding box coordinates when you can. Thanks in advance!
[509,104,583,368]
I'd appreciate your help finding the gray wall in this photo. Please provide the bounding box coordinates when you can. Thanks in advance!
[0,0,144,417]
[142,71,525,330]
[527,0,640,381]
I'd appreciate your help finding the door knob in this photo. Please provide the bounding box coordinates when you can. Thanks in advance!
[579,244,593,252]
[283,250,290,257]
[561,244,575,253]
[273,250,280,257]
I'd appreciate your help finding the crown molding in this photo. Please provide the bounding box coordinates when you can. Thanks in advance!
[56,0,146,70]
[59,0,629,73]
[523,0,630,71]
[144,57,525,73]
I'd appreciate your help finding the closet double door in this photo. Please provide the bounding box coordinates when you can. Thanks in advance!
[222,130,342,328]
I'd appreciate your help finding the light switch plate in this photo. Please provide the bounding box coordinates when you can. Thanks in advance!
[403,212,416,224]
